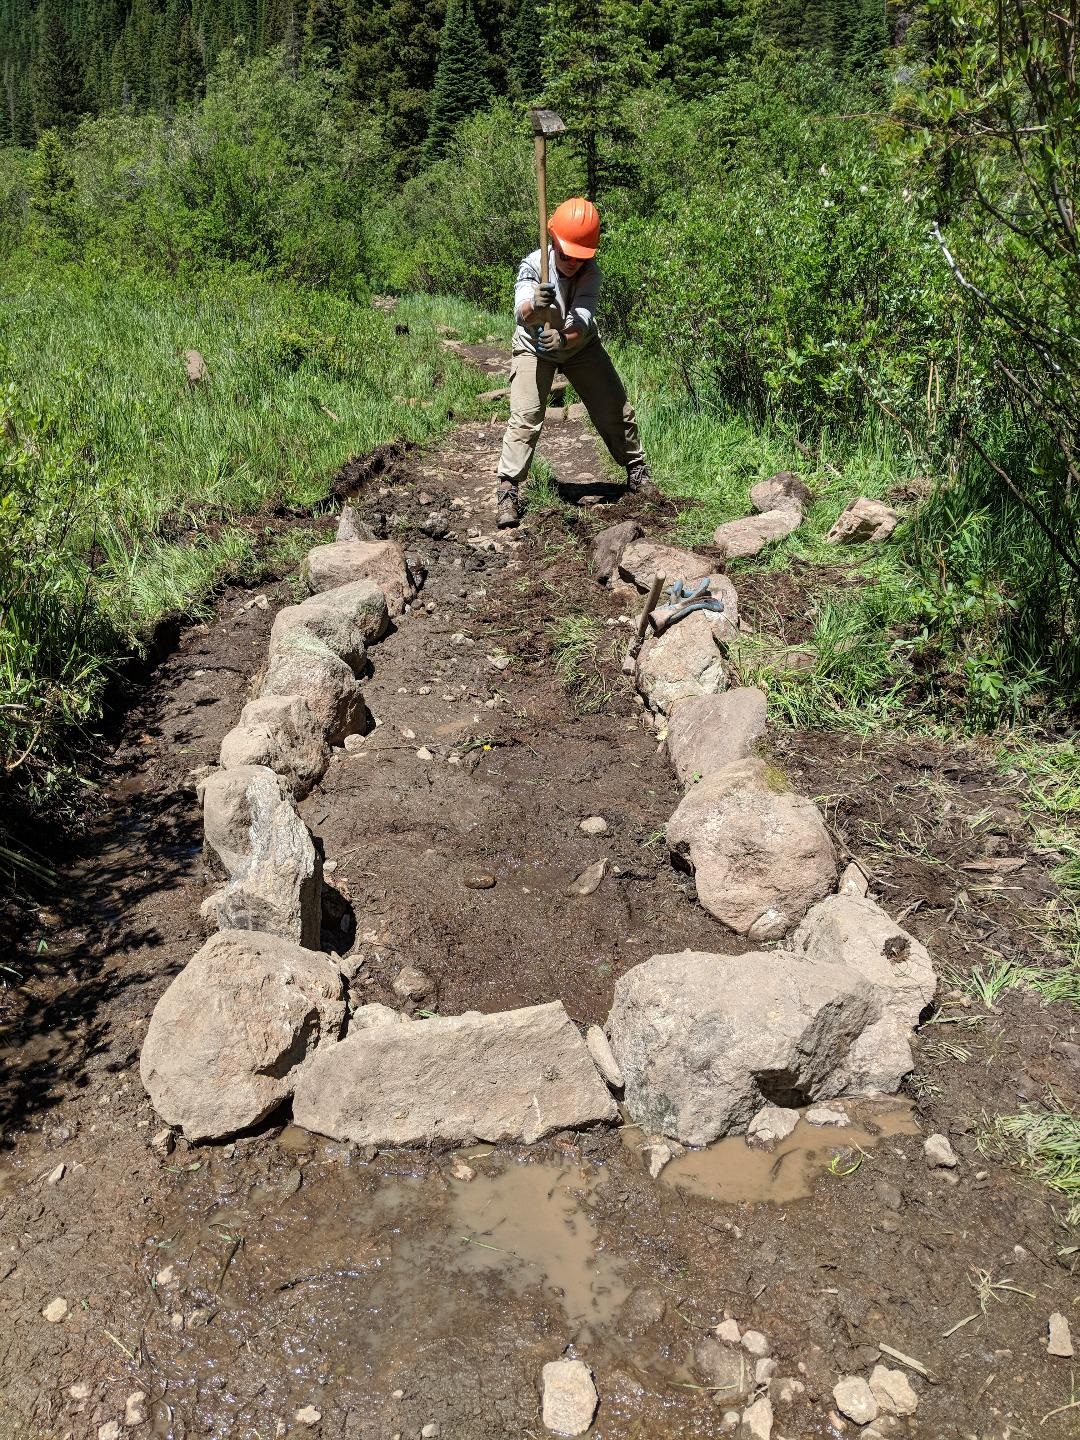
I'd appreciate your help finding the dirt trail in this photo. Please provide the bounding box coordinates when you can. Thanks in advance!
[1,359,1079,1440]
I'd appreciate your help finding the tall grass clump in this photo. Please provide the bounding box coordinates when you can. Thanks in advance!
[0,259,493,829]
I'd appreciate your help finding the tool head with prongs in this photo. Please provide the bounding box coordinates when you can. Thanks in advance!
[529,107,566,138]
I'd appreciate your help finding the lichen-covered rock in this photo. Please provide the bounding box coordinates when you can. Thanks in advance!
[140,931,345,1141]
[259,632,369,745]
[666,757,836,940]
[270,580,389,673]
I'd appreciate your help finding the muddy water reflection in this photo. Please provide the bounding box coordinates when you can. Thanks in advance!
[430,1157,630,1325]
[628,1103,920,1205]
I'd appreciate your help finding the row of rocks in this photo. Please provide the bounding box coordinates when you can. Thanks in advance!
[589,493,936,1144]
[141,504,621,1143]
[711,469,900,560]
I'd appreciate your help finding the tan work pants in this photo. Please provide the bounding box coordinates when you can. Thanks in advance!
[496,338,645,486]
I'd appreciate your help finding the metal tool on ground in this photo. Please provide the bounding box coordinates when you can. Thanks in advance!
[529,108,566,326]
[649,576,726,636]
[622,572,666,674]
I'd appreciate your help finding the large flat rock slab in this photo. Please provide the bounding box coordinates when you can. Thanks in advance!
[666,757,836,939]
[140,931,346,1142]
[712,508,801,560]
[302,539,415,615]
[292,1001,618,1147]
[666,688,767,786]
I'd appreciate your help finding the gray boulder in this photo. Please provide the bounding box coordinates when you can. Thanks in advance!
[637,611,728,715]
[140,931,346,1141]
[292,1001,618,1147]
[302,539,415,615]
[665,688,767,786]
[666,757,836,939]
[792,894,937,1093]
[608,898,935,1145]
[200,764,286,876]
[199,765,322,948]
[825,497,898,544]
[270,580,389,673]
[750,472,811,514]
[259,632,369,745]
[591,519,643,584]
[712,508,801,560]
[219,695,329,799]
[608,947,869,1144]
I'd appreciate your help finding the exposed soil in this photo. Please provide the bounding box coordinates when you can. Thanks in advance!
[1,350,1079,1440]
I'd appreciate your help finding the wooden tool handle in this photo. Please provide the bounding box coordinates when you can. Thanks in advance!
[535,133,549,285]
[637,573,666,641]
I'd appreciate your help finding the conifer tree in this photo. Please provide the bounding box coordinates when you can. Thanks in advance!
[29,8,86,135]
[424,0,493,161]
[540,0,653,200]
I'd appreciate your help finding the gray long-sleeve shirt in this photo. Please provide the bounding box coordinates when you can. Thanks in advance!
[512,246,601,361]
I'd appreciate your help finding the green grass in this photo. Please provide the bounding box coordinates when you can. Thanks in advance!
[546,613,617,714]
[982,1107,1080,1227]
[0,260,498,821]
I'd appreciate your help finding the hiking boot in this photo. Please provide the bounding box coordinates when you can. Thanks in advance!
[625,459,656,494]
[496,481,523,529]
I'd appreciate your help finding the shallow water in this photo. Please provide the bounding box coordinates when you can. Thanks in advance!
[626,1101,920,1205]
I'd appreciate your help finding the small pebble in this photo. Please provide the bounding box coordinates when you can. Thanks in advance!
[924,1133,958,1169]
[450,1159,475,1182]
[45,1162,65,1185]
[295,1405,322,1427]
[578,816,608,837]
[154,1264,177,1287]
[125,1390,148,1426]
[416,747,434,761]
[741,1330,770,1358]
[1048,1311,1074,1357]
[463,872,496,890]
[421,1426,439,1438]
[69,1382,92,1401]
[42,1298,68,1323]
[715,1317,741,1344]
[98,1424,122,1440]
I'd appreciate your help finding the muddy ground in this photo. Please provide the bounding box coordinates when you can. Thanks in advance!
[1,359,1079,1440]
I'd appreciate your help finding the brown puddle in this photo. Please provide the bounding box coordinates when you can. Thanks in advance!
[627,1102,920,1205]
[402,1157,631,1328]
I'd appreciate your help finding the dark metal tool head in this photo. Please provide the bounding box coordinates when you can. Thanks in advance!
[529,107,566,138]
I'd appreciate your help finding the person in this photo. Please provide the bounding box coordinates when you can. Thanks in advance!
[495,196,652,529]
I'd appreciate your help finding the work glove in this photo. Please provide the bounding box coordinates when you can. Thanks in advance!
[536,324,563,355]
[532,281,557,310]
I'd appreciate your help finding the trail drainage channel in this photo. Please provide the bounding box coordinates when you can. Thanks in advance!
[1,354,1078,1439]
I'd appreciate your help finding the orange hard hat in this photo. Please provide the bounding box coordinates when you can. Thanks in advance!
[548,197,600,259]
